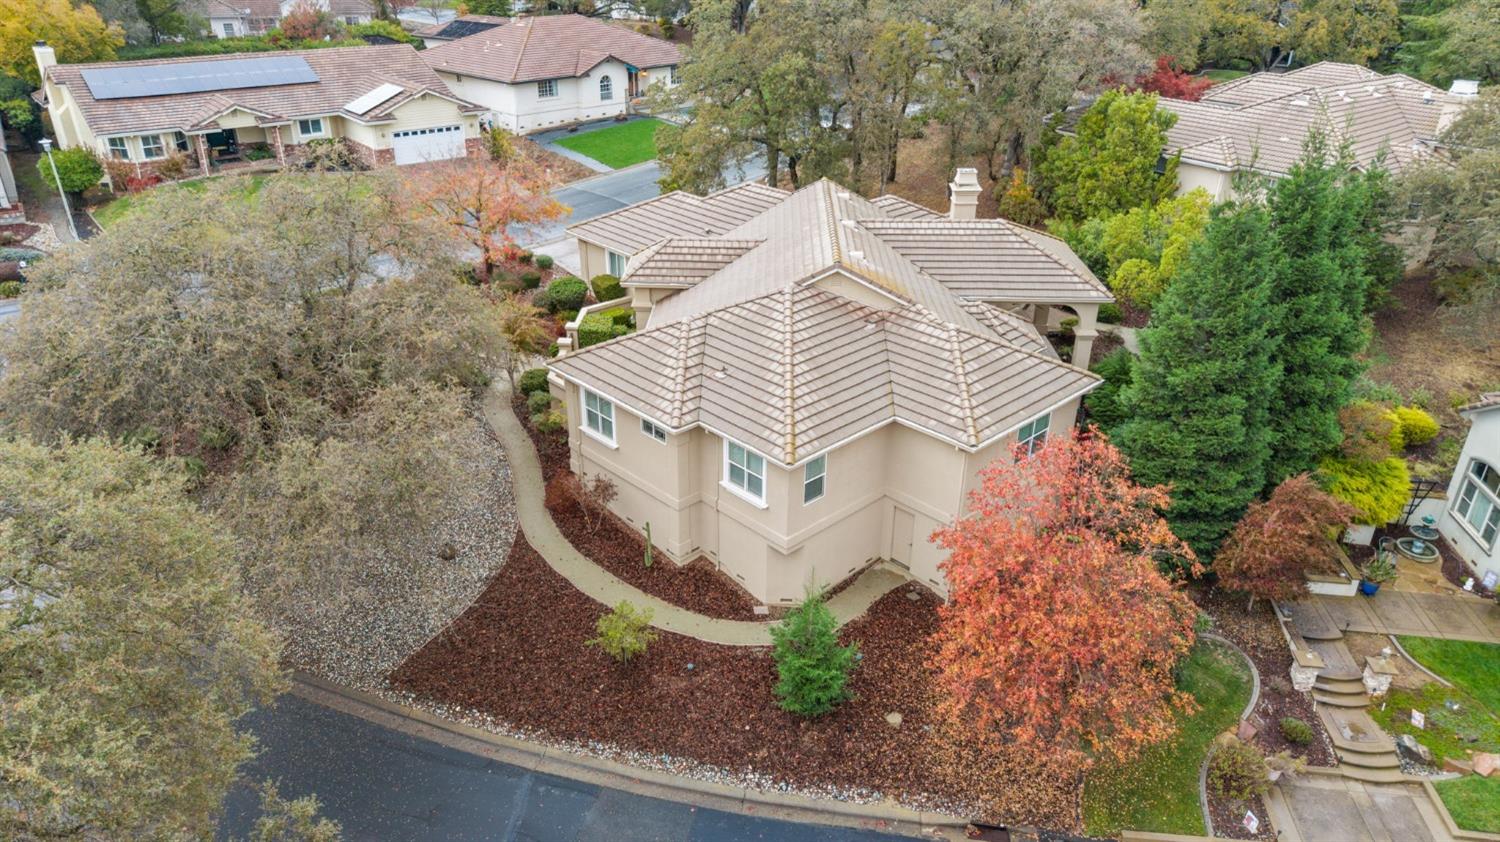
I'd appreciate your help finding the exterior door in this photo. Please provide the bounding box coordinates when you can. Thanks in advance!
[390,125,465,166]
[890,507,915,569]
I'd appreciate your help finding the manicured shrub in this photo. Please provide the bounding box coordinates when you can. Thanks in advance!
[1318,455,1411,526]
[1280,716,1313,744]
[36,147,104,195]
[518,367,550,396]
[771,588,858,717]
[0,280,21,298]
[545,276,588,312]
[1388,405,1439,449]
[521,271,542,289]
[590,273,624,302]
[576,307,633,349]
[526,390,552,415]
[589,600,658,662]
[1208,737,1270,800]
[533,410,565,433]
[535,254,555,270]
[1098,302,1124,324]
[517,251,534,264]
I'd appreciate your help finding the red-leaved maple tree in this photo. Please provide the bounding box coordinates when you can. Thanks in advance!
[406,152,565,281]
[1133,56,1213,102]
[1216,474,1356,610]
[931,430,1200,768]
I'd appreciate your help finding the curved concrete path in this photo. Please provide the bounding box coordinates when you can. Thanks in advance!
[483,387,908,646]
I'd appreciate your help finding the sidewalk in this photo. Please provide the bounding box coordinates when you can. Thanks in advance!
[1285,591,1500,644]
[482,385,907,646]
[1266,770,1468,842]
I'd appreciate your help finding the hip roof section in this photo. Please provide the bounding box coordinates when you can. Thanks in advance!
[420,13,682,84]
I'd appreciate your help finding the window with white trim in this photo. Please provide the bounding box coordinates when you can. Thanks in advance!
[599,75,614,100]
[641,418,667,443]
[583,389,615,443]
[803,454,826,504]
[724,440,766,503]
[537,79,558,98]
[297,118,325,139]
[107,137,129,160]
[1017,412,1050,456]
[222,22,237,36]
[1453,459,1499,548]
[606,250,627,277]
[669,65,680,85]
[140,134,165,159]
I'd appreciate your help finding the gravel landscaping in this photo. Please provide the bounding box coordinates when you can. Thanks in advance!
[280,417,518,687]
[387,534,1080,830]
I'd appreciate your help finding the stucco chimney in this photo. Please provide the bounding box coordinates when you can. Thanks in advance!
[1438,80,1480,135]
[33,41,57,79]
[948,167,981,221]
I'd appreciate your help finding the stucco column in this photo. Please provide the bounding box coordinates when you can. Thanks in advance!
[1071,302,1100,369]
[195,134,210,176]
[1031,303,1051,332]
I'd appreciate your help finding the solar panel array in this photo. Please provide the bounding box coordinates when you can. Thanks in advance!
[80,56,320,100]
[436,19,502,40]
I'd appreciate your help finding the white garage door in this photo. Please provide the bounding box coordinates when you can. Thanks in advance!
[391,125,466,165]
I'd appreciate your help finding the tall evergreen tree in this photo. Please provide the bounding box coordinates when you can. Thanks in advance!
[1118,203,1283,557]
[1262,134,1374,485]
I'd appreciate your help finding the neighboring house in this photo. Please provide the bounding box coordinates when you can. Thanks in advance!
[414,13,510,46]
[420,14,681,133]
[0,120,20,224]
[1440,394,1500,587]
[35,42,486,177]
[1153,62,1476,200]
[206,0,374,38]
[547,171,1112,604]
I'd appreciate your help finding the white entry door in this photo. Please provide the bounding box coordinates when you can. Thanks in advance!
[390,125,465,165]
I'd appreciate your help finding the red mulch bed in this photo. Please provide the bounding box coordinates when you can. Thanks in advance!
[1207,790,1273,841]
[1440,536,1495,596]
[387,535,1080,829]
[1194,586,1336,768]
[0,222,40,245]
[515,394,766,620]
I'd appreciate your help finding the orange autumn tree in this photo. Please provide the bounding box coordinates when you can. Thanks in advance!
[407,152,565,281]
[1216,473,1355,611]
[931,430,1200,768]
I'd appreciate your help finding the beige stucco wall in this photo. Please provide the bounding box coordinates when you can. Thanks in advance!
[1176,162,1234,202]
[555,374,1083,603]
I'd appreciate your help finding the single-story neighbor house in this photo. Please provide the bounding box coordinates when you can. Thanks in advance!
[1440,393,1500,588]
[1153,62,1475,200]
[35,42,485,177]
[206,0,374,39]
[547,171,1112,604]
[419,14,681,133]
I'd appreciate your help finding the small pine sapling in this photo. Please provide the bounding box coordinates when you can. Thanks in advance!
[770,588,858,717]
[589,600,658,662]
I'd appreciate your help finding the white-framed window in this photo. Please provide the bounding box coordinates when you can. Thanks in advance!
[582,388,615,444]
[173,131,189,152]
[640,418,667,443]
[1453,459,1499,548]
[724,439,766,504]
[344,15,359,24]
[107,137,129,160]
[606,250,626,277]
[140,134,165,160]
[537,79,558,98]
[1017,412,1050,456]
[669,65,680,85]
[297,118,325,139]
[802,454,826,504]
[222,22,237,37]
[599,75,614,101]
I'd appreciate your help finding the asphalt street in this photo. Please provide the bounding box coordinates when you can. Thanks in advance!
[220,693,920,842]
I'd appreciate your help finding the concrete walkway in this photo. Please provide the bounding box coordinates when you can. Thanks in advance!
[1286,591,1500,644]
[1266,771,1468,842]
[482,386,908,646]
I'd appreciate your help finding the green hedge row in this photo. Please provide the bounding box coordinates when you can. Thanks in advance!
[577,307,634,349]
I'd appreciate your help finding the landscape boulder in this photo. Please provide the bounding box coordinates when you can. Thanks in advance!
[1396,734,1432,765]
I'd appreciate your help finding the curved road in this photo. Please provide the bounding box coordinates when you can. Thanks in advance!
[219,691,921,841]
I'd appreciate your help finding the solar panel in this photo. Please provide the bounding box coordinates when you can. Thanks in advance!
[438,19,502,40]
[80,56,319,100]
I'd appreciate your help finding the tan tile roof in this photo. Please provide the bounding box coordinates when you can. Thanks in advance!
[567,181,788,255]
[869,193,943,220]
[419,13,681,84]
[960,301,1056,357]
[621,238,764,289]
[551,284,1098,463]
[47,45,480,137]
[1155,63,1451,177]
[1459,393,1500,415]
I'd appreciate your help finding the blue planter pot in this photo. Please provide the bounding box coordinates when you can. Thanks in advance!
[1359,580,1381,596]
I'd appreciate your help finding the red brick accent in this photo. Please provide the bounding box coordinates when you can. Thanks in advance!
[465,137,486,159]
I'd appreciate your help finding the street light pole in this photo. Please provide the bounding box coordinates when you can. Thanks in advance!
[39,137,79,242]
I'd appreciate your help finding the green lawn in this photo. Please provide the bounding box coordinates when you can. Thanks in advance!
[1082,640,1252,837]
[92,174,270,228]
[1203,69,1250,84]
[1434,775,1500,833]
[1397,637,1500,712]
[551,118,663,169]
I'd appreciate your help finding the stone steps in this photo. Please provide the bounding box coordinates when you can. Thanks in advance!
[1313,689,1372,708]
[1314,676,1367,694]
[1336,764,1409,784]
[1300,627,1345,641]
[1337,749,1402,769]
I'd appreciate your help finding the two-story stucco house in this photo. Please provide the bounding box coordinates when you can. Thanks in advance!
[546,171,1113,604]
[1440,394,1500,588]
[205,0,374,39]
[35,42,485,177]
[420,14,681,133]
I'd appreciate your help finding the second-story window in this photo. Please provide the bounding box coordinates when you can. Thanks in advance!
[583,388,615,444]
[802,454,826,504]
[607,250,626,277]
[1017,412,1050,456]
[724,440,766,504]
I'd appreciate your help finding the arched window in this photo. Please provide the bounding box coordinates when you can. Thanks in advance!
[599,75,614,101]
[1454,459,1500,548]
